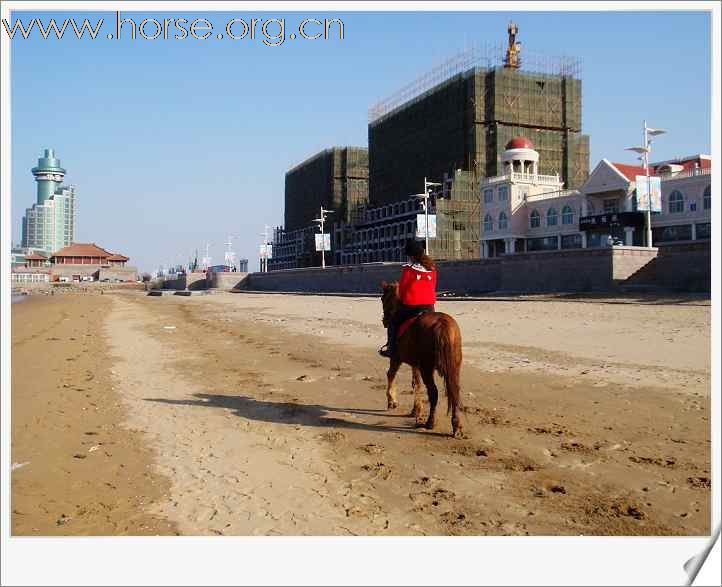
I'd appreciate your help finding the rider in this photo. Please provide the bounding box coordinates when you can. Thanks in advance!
[379,239,437,358]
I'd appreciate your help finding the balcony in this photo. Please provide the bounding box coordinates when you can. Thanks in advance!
[480,171,562,187]
[527,188,580,202]
[658,167,711,182]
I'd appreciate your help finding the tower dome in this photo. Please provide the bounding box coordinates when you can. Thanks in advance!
[505,136,535,150]
[502,136,539,175]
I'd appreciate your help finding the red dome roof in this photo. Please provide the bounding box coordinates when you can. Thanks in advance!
[505,136,535,150]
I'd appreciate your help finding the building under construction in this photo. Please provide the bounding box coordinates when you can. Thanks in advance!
[365,24,589,260]
[284,146,369,231]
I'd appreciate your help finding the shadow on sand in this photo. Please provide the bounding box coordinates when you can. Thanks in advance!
[144,393,443,437]
[454,292,710,307]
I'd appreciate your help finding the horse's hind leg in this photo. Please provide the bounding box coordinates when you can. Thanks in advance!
[409,367,424,427]
[386,358,401,410]
[420,368,438,430]
[451,402,464,439]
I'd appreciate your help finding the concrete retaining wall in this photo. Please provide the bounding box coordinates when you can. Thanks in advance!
[245,263,403,294]
[242,245,709,294]
[98,266,138,282]
[50,265,100,280]
[626,242,711,292]
[161,271,209,291]
[50,264,138,282]
[162,275,187,290]
[208,272,249,290]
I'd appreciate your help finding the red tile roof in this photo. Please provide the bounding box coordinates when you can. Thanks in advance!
[506,136,535,150]
[51,243,113,258]
[24,252,47,260]
[610,162,655,182]
[107,253,129,261]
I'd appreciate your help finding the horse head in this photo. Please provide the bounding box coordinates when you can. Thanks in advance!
[380,280,400,328]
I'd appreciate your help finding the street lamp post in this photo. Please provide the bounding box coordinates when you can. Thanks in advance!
[626,121,666,248]
[201,242,212,270]
[313,206,334,268]
[260,225,270,273]
[412,177,441,252]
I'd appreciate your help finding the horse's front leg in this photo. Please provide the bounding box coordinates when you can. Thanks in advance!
[409,367,424,426]
[386,358,401,410]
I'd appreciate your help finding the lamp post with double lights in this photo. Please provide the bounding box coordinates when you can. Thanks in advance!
[313,206,334,268]
[259,225,270,273]
[625,121,666,248]
[411,177,441,252]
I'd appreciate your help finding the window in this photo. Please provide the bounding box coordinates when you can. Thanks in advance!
[562,205,574,225]
[696,223,711,240]
[547,208,558,226]
[603,198,618,213]
[703,186,711,210]
[498,186,508,201]
[561,234,582,249]
[530,209,540,228]
[668,190,684,213]
[526,236,559,251]
[483,213,493,232]
[484,189,494,203]
[653,224,692,242]
[498,211,508,230]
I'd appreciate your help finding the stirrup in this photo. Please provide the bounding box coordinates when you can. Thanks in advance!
[378,345,393,358]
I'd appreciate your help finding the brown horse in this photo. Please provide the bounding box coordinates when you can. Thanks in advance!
[380,281,464,437]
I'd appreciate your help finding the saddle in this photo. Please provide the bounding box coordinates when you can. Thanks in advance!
[396,311,428,339]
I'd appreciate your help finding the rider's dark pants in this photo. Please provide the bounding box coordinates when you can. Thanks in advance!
[386,304,436,352]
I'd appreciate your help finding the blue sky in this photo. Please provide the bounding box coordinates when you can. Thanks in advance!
[9,9,712,272]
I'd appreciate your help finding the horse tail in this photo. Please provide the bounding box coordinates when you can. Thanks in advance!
[435,317,462,415]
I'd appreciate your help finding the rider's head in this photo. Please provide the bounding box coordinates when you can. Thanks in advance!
[404,239,425,262]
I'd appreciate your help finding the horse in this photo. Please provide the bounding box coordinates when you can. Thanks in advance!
[380,281,464,437]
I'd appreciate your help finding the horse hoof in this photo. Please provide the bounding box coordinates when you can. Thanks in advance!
[414,420,426,428]
[387,401,399,410]
[424,420,436,430]
[452,429,465,439]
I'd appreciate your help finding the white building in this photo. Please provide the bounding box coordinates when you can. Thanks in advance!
[480,137,711,255]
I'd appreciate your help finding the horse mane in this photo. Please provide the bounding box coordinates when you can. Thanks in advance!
[381,281,401,322]
[382,281,399,297]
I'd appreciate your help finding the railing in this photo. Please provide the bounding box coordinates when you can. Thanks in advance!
[479,172,561,187]
[527,188,580,202]
[658,167,711,182]
[513,171,560,184]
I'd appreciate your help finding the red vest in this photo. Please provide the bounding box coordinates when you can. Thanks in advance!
[398,263,437,305]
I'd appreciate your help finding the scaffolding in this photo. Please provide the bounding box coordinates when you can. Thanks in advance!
[284,146,369,231]
[369,42,581,124]
[432,169,482,260]
[366,35,588,262]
